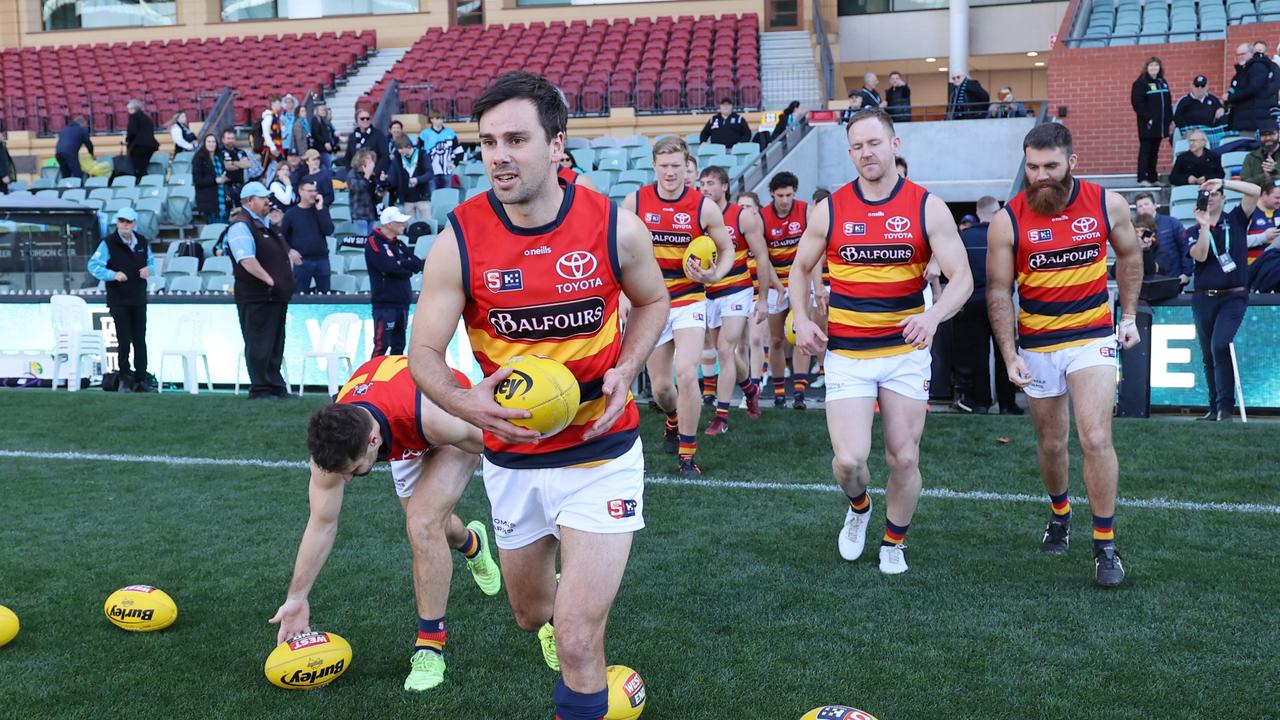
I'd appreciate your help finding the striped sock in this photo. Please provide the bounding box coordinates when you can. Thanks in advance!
[738,378,756,396]
[457,527,480,559]
[415,617,447,655]
[1049,490,1072,520]
[715,401,730,421]
[793,372,809,398]
[771,376,786,399]
[1092,515,1115,549]
[702,374,717,398]
[553,677,609,720]
[881,519,909,547]
[678,434,697,460]
[847,491,870,514]
[664,411,678,433]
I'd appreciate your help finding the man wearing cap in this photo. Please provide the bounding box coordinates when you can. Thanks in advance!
[300,148,335,208]
[87,207,157,393]
[227,181,297,399]
[1174,75,1227,147]
[366,207,424,358]
[1241,124,1280,186]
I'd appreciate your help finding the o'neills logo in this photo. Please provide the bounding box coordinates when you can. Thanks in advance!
[651,231,693,246]
[1028,243,1102,271]
[489,297,606,341]
[280,659,345,687]
[108,605,155,623]
[838,243,914,265]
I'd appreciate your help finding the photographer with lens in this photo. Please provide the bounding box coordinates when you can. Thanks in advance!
[1187,177,1261,421]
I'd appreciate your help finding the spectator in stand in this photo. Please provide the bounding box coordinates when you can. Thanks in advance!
[170,111,198,154]
[344,108,387,173]
[418,111,463,194]
[1187,177,1261,421]
[1131,57,1172,186]
[988,87,1029,118]
[951,196,1020,415]
[268,163,296,211]
[193,134,231,224]
[771,101,803,141]
[311,105,338,170]
[227,181,296,400]
[854,73,884,111]
[685,154,699,189]
[1245,179,1280,264]
[896,156,908,178]
[282,178,334,295]
[1133,215,1161,277]
[124,99,159,181]
[87,207,156,393]
[0,121,14,193]
[55,116,94,180]
[1174,75,1227,147]
[300,148,335,208]
[947,72,990,120]
[366,206,424,358]
[280,95,299,155]
[840,95,863,125]
[886,71,912,123]
[1134,191,1192,283]
[388,135,430,223]
[1169,129,1225,186]
[387,120,413,159]
[218,128,252,206]
[1226,43,1279,133]
[291,104,312,157]
[346,148,381,237]
[259,98,285,179]
[699,98,752,149]
[1241,124,1280,186]
[958,213,978,232]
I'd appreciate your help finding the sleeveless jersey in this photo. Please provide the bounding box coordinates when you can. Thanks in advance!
[1006,179,1113,352]
[760,199,807,285]
[706,203,751,298]
[557,166,580,186]
[336,355,467,463]
[636,183,707,307]
[1247,206,1277,264]
[825,177,931,359]
[450,184,639,469]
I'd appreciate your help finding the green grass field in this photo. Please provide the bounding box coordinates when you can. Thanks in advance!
[0,390,1276,719]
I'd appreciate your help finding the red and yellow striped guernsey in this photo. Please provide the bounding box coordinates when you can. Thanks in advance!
[824,177,931,359]
[450,185,639,469]
[1007,179,1113,352]
[705,203,751,298]
[636,183,707,307]
[760,198,807,285]
[336,355,470,463]
[557,166,580,186]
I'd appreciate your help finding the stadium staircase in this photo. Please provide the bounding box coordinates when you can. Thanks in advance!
[325,47,410,134]
[760,31,823,112]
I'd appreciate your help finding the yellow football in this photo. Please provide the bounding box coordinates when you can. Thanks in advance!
[103,585,177,632]
[683,234,717,279]
[264,631,352,690]
[800,706,880,720]
[494,355,581,439]
[0,605,19,647]
[784,309,798,346]
[604,665,647,720]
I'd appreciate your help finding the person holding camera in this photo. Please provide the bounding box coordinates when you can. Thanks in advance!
[1187,177,1261,421]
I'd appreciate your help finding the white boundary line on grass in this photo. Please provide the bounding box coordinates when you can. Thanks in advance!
[3,448,1278,515]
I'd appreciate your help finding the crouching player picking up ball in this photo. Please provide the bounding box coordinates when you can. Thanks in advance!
[269,354,502,692]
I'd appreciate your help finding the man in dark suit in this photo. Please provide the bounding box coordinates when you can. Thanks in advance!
[125,99,160,181]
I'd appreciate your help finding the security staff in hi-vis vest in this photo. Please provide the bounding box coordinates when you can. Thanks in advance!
[791,108,974,577]
[622,135,735,478]
[409,72,669,720]
[986,122,1142,588]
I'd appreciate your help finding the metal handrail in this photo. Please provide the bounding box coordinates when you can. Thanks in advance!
[372,79,402,132]
[812,0,836,102]
[732,116,815,196]
[199,88,236,145]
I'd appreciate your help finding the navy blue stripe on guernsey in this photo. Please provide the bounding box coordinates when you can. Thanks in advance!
[484,428,639,469]
[707,262,750,298]
[414,391,431,449]
[353,402,393,462]
[449,212,471,302]
[670,284,703,301]
[1020,324,1113,349]
[578,377,604,403]
[829,291,924,314]
[606,202,622,283]
[660,267,687,280]
[829,334,905,353]
[1018,290,1110,318]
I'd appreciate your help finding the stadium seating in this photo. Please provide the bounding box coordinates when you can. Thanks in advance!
[0,31,375,134]
[1074,0,1265,46]
[365,15,760,117]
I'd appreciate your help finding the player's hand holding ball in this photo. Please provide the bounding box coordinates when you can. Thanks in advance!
[683,235,719,284]
[268,596,311,645]
[454,365,540,445]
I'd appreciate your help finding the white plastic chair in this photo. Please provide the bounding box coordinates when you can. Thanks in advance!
[296,312,362,396]
[49,295,107,392]
[159,312,213,395]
